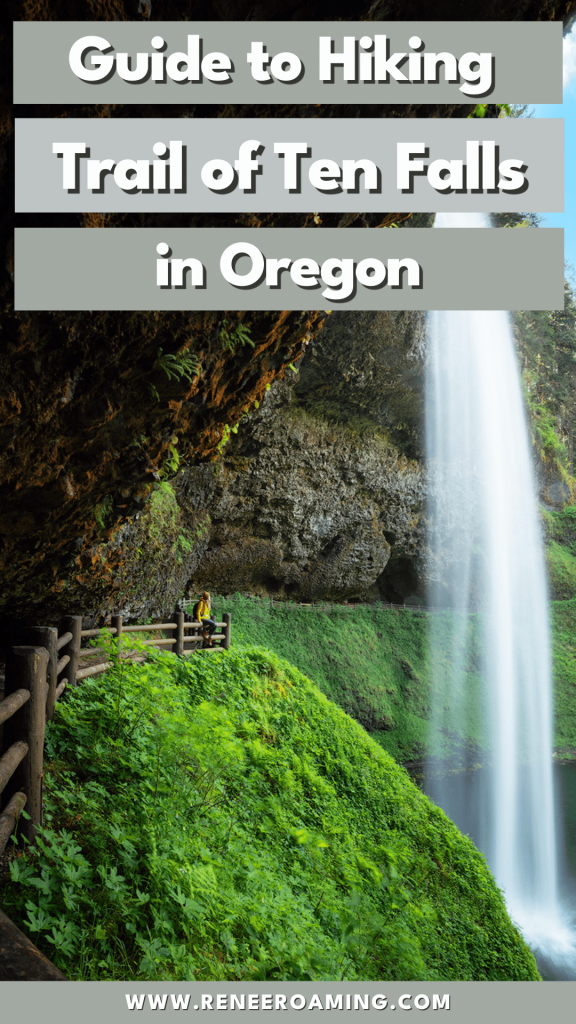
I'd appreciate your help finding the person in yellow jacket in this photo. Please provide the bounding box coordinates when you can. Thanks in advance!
[194,590,217,647]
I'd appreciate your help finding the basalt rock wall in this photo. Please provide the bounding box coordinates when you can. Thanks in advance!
[1,0,574,628]
[183,310,428,605]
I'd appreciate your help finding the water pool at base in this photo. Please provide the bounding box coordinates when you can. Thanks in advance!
[421,761,576,980]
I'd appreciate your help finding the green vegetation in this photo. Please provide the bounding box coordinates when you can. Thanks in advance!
[113,482,209,602]
[146,481,179,538]
[220,319,254,352]
[515,283,576,489]
[511,287,576,754]
[217,424,232,453]
[468,103,512,118]
[286,402,397,447]
[207,589,574,763]
[206,596,486,764]
[547,541,576,603]
[550,599,576,754]
[1,647,538,981]
[155,347,201,383]
[544,508,576,754]
[93,495,114,532]
[532,404,570,467]
[544,505,576,555]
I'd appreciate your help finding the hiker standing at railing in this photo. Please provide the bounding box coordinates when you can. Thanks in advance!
[193,591,218,647]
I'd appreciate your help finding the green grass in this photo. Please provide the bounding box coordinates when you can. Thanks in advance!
[0,646,538,981]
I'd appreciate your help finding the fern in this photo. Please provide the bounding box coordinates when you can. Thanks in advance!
[220,320,255,352]
[156,347,200,383]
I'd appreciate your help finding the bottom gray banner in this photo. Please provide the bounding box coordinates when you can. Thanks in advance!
[0,981,574,1022]
[14,227,564,311]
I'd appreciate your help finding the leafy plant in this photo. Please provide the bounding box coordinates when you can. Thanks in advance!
[217,425,231,453]
[468,103,512,119]
[156,347,200,383]
[163,442,180,476]
[146,482,179,540]
[1,646,539,982]
[220,320,254,352]
[93,495,113,531]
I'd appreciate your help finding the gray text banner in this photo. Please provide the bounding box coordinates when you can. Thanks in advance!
[14,227,564,311]
[15,118,563,215]
[13,22,562,105]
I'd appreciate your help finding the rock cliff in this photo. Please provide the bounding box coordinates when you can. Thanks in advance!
[2,0,575,627]
[184,310,427,604]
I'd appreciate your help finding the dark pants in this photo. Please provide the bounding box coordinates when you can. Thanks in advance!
[201,617,217,638]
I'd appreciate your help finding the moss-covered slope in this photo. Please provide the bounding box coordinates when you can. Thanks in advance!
[1,646,539,980]
[208,591,575,763]
[212,595,434,762]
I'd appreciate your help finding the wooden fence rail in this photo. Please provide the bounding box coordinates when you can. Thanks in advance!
[0,610,232,847]
[1,646,48,849]
[0,608,232,979]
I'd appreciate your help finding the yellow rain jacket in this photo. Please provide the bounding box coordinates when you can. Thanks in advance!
[196,597,211,621]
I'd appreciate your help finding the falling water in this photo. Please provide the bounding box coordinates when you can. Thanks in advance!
[426,211,575,973]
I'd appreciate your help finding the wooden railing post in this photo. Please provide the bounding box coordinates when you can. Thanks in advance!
[0,908,68,980]
[59,616,82,688]
[111,614,123,657]
[175,612,184,657]
[223,613,231,650]
[3,646,48,844]
[31,626,57,721]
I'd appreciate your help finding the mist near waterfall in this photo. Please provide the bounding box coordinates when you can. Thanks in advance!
[426,210,575,974]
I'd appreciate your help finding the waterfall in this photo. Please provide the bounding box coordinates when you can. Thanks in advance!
[426,211,574,971]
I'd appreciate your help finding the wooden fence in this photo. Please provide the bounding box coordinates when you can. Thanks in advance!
[56,611,232,695]
[0,610,231,979]
[0,645,67,979]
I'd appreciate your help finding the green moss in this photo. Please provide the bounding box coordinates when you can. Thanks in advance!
[544,506,576,552]
[531,508,576,753]
[146,481,179,540]
[288,400,395,445]
[531,403,569,468]
[547,541,576,601]
[550,597,576,754]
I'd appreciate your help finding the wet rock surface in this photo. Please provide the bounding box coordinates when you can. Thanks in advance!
[183,311,427,603]
[1,0,574,626]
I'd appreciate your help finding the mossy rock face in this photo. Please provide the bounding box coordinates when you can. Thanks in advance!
[544,508,576,600]
[0,308,320,626]
[551,598,576,755]
[543,510,576,756]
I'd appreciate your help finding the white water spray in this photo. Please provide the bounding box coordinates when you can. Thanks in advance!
[426,211,575,970]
